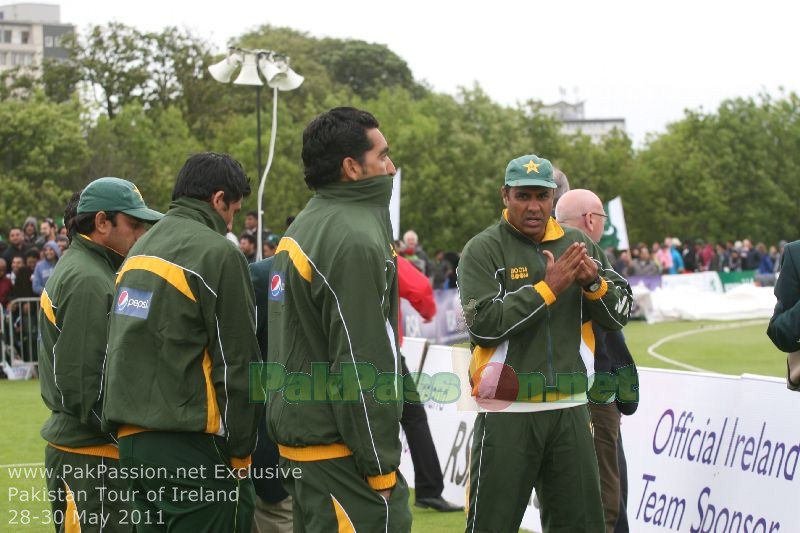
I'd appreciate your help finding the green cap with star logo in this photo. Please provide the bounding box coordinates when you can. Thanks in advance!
[78,177,164,222]
[504,154,556,188]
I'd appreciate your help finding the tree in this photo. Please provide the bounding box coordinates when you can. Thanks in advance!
[316,39,421,100]
[630,92,800,244]
[0,176,71,230]
[86,104,201,212]
[0,93,89,190]
[64,23,150,118]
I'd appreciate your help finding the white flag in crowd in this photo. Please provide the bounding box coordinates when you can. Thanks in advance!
[599,196,630,251]
[390,168,402,241]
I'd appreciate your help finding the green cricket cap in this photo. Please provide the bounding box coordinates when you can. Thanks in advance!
[77,177,163,222]
[504,154,556,189]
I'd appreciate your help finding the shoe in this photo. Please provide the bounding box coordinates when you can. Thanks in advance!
[414,496,464,512]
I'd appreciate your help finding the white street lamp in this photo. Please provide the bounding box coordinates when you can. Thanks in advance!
[208,47,304,260]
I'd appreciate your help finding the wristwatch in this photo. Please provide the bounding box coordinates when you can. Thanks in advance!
[583,276,602,292]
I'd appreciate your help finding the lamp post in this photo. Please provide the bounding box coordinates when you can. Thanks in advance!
[208,47,304,260]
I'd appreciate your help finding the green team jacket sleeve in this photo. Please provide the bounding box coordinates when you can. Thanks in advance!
[458,238,554,348]
[200,248,263,464]
[582,238,632,332]
[43,280,112,432]
[318,238,401,487]
[768,242,800,352]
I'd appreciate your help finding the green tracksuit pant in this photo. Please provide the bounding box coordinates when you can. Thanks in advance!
[44,446,134,533]
[465,405,604,533]
[118,431,255,533]
[280,455,412,532]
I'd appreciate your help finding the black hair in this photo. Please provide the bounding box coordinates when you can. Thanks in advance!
[301,107,379,189]
[172,152,251,204]
[25,248,40,260]
[285,215,296,228]
[73,211,118,236]
[64,189,82,238]
[239,233,256,246]
[246,210,257,218]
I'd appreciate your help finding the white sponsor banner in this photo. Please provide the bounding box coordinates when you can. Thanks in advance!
[643,284,775,323]
[623,368,799,532]
[400,346,800,533]
[660,271,724,293]
[390,168,401,241]
[400,337,428,375]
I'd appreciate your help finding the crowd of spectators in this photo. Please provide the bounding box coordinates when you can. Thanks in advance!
[236,211,286,263]
[0,216,72,365]
[0,216,71,308]
[395,229,461,290]
[609,237,786,285]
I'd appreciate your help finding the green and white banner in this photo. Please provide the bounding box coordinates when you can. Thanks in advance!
[599,196,630,251]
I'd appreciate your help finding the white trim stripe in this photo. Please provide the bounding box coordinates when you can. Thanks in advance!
[215,316,230,438]
[469,414,487,533]
[282,237,385,474]
[122,254,217,297]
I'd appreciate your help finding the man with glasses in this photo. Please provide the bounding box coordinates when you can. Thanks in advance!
[557,189,639,533]
[457,154,632,532]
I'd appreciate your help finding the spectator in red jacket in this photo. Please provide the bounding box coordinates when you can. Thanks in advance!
[398,255,436,345]
[396,255,462,512]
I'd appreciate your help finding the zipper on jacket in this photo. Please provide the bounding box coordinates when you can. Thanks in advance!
[533,244,555,384]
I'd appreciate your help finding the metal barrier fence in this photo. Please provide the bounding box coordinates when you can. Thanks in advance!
[2,297,41,366]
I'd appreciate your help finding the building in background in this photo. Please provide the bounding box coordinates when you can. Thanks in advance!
[0,3,73,74]
[541,100,626,143]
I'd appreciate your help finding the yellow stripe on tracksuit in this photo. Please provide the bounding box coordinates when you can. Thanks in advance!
[116,255,197,302]
[580,320,596,378]
[63,480,81,533]
[469,342,509,397]
[276,238,313,282]
[40,289,57,326]
[331,495,356,533]
[115,255,220,434]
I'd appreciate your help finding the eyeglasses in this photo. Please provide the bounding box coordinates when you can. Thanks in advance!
[583,212,608,220]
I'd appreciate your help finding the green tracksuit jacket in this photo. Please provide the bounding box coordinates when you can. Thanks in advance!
[267,175,402,490]
[102,197,262,466]
[39,234,125,450]
[768,240,800,352]
[457,213,632,404]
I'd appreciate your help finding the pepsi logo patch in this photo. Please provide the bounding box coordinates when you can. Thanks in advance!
[268,272,285,302]
[114,286,153,319]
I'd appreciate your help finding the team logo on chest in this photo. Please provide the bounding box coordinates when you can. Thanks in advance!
[510,266,529,280]
[269,272,285,301]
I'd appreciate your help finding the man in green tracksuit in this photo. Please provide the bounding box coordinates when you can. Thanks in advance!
[102,153,262,532]
[457,154,632,533]
[267,107,411,532]
[39,177,163,532]
[767,239,800,389]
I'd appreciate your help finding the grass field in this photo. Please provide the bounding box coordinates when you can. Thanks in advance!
[0,319,782,532]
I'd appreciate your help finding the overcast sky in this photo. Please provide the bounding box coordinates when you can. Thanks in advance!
[54,0,800,146]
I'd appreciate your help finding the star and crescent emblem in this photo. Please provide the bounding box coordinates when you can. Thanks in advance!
[132,185,144,201]
[523,160,540,174]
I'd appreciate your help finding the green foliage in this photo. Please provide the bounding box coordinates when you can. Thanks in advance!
[0,176,72,229]
[0,21,798,249]
[65,23,151,119]
[630,93,800,244]
[316,39,420,100]
[0,94,89,190]
[86,104,201,213]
